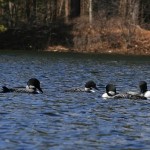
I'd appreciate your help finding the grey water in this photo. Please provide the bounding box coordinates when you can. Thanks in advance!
[0,50,150,150]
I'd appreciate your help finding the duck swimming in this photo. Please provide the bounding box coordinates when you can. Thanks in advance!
[102,84,117,98]
[139,81,150,99]
[102,83,146,99]
[65,80,99,93]
[1,78,43,94]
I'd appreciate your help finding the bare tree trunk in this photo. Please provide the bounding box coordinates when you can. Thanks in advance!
[32,0,37,23]
[14,2,18,27]
[0,0,3,15]
[80,0,89,16]
[131,0,140,24]
[53,0,57,20]
[65,0,69,22]
[43,0,51,23]
[26,0,31,24]
[58,0,64,16]
[119,0,140,24]
[8,1,14,27]
[89,0,92,24]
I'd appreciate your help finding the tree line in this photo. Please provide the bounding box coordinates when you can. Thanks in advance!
[0,0,149,52]
[0,0,149,28]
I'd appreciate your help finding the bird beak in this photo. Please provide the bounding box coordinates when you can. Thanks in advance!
[90,89,96,93]
[37,87,43,93]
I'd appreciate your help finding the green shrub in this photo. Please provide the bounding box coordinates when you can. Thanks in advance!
[0,25,7,32]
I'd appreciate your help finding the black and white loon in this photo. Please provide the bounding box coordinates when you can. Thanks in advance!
[102,83,146,99]
[139,81,150,99]
[1,78,43,94]
[102,84,117,98]
[65,80,99,93]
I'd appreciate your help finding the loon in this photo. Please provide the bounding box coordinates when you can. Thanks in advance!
[102,84,117,98]
[124,81,150,99]
[65,80,99,93]
[102,83,146,99]
[1,78,43,94]
[139,81,150,99]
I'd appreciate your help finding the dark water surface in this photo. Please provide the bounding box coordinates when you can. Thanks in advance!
[0,50,150,150]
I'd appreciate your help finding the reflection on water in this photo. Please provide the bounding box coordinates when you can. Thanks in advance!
[0,50,150,149]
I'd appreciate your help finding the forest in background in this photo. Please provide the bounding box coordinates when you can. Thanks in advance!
[0,0,150,55]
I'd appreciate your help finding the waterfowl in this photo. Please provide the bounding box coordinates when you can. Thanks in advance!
[65,80,98,93]
[139,81,150,99]
[102,83,146,100]
[1,78,43,94]
[102,84,117,98]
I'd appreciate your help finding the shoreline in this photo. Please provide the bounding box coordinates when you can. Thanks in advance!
[0,22,150,56]
[45,45,150,56]
[1,49,150,60]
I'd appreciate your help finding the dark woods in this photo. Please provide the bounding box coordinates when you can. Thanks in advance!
[0,0,150,53]
[0,0,75,50]
[0,23,73,50]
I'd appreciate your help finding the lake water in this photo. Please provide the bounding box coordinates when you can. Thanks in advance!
[0,50,150,150]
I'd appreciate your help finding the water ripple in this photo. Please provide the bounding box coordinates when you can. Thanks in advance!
[0,51,150,149]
